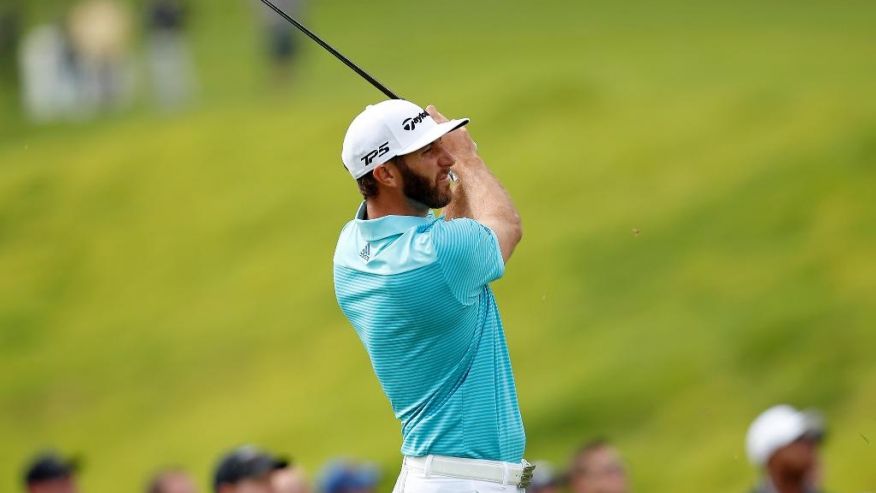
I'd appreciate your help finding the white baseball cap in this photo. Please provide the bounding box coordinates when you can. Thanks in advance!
[745,404,825,467]
[341,99,469,179]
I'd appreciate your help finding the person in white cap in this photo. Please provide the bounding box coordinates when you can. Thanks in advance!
[333,100,529,492]
[745,404,826,493]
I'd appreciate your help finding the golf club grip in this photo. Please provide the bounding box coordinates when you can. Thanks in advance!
[258,0,400,100]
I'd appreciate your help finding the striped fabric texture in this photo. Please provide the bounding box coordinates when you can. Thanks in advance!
[333,203,525,462]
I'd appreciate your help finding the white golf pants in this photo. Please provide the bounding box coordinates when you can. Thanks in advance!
[391,457,525,493]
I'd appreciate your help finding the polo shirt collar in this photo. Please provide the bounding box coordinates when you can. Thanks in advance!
[354,202,436,241]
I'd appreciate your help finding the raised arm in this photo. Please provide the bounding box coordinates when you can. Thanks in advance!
[428,105,522,263]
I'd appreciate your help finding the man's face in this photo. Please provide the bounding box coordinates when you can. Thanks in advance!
[28,477,78,493]
[156,472,198,493]
[393,137,456,209]
[769,436,819,477]
[220,474,275,493]
[271,468,311,493]
[569,447,628,493]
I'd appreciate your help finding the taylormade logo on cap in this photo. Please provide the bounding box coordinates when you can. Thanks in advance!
[341,99,470,179]
[402,111,429,131]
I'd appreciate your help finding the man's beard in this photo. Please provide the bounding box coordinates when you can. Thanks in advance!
[396,158,452,209]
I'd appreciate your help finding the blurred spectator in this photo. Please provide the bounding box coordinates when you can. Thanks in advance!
[256,0,303,83]
[212,445,289,493]
[0,3,20,74]
[525,461,564,493]
[22,451,80,493]
[147,468,198,493]
[317,460,379,493]
[18,22,82,122]
[746,405,826,493]
[67,0,134,111]
[568,439,629,493]
[0,5,19,48]
[145,0,196,110]
[0,3,21,116]
[272,465,312,493]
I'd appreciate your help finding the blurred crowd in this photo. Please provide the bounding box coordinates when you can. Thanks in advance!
[23,446,376,493]
[0,0,304,123]
[19,404,827,493]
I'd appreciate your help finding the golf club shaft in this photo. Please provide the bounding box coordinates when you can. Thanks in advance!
[257,0,399,100]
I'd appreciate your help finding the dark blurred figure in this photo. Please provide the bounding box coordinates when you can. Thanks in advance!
[272,464,312,493]
[568,439,629,493]
[746,405,826,493]
[525,461,563,493]
[213,445,289,493]
[22,451,80,493]
[317,460,379,493]
[145,0,196,110]
[0,2,20,77]
[256,0,303,83]
[147,468,198,493]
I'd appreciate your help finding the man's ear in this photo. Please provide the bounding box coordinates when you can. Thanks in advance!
[373,162,399,188]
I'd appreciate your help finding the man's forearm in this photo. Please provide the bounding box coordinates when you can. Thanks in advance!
[449,157,518,223]
[444,156,522,259]
[444,170,472,220]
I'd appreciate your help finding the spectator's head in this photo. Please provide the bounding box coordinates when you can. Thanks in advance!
[271,466,311,493]
[317,460,379,493]
[525,461,564,493]
[568,439,628,493]
[213,446,290,493]
[746,405,825,481]
[147,468,198,493]
[23,451,79,493]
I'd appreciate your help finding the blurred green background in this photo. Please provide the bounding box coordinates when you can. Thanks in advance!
[1,0,875,492]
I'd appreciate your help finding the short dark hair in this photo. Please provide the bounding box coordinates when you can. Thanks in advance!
[570,438,611,476]
[356,156,406,199]
[356,171,379,199]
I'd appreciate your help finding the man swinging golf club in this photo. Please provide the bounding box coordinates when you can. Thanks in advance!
[333,99,531,493]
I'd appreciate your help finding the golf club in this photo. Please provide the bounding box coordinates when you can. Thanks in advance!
[257,0,460,182]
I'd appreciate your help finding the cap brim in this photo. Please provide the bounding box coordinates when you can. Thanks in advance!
[801,411,826,441]
[255,456,290,475]
[221,456,290,486]
[395,118,469,156]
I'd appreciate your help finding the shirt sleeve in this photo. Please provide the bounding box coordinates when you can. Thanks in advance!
[431,218,506,304]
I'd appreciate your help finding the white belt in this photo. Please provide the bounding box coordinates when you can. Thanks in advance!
[404,455,535,488]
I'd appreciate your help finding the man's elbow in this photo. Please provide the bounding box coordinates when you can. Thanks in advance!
[510,213,523,246]
[499,216,523,264]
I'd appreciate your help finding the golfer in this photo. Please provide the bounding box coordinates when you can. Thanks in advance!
[333,99,530,493]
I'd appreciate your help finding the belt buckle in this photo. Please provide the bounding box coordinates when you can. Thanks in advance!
[519,459,535,489]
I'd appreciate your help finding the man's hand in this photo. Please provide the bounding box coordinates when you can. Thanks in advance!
[426,105,478,162]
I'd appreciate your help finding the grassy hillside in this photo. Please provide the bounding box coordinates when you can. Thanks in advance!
[1,1,875,492]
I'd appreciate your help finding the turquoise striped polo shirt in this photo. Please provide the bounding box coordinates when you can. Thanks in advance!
[333,203,525,462]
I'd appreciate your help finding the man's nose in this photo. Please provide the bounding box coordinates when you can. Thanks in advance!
[437,147,455,167]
